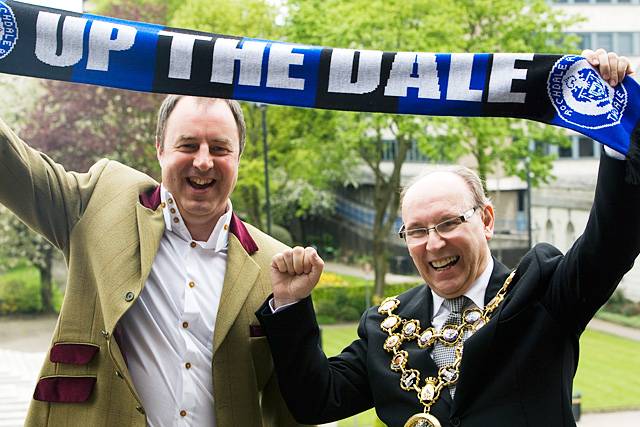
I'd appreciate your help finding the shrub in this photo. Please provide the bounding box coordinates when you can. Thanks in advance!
[313,279,420,324]
[0,267,42,314]
[270,224,294,246]
[602,290,640,317]
[0,266,63,314]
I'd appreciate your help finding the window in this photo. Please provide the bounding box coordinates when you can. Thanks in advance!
[576,33,592,52]
[596,33,614,51]
[578,137,595,157]
[559,145,574,158]
[534,141,550,155]
[618,33,634,55]
[572,32,639,56]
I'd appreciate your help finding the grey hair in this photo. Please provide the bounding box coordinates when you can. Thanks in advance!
[401,165,491,208]
[155,95,246,155]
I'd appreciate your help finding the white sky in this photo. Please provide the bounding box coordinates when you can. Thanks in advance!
[15,0,83,13]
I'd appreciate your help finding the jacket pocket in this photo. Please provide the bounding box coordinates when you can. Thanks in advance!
[33,375,97,403]
[49,342,99,365]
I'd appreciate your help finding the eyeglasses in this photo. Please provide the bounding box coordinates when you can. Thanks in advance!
[398,206,479,245]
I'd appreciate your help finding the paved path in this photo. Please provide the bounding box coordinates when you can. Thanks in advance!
[587,318,640,341]
[0,349,43,427]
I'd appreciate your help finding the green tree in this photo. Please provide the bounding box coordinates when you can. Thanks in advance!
[171,0,357,231]
[0,206,57,312]
[286,0,577,297]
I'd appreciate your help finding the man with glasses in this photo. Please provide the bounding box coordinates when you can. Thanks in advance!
[256,49,639,426]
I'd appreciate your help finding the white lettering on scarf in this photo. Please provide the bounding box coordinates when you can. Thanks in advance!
[328,49,383,94]
[158,31,213,80]
[384,52,440,98]
[35,12,136,71]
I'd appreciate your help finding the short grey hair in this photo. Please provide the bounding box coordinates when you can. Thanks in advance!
[401,165,491,208]
[155,95,246,155]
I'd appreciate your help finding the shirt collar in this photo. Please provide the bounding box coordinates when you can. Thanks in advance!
[431,257,494,317]
[160,184,232,252]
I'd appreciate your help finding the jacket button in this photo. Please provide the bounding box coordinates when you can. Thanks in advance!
[115,370,123,379]
[450,417,461,427]
[124,291,135,302]
[101,330,110,339]
[136,405,145,414]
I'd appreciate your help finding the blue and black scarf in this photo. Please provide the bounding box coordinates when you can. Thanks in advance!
[1,0,639,180]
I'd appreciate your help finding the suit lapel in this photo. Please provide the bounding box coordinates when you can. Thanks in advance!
[135,203,165,284]
[212,234,260,356]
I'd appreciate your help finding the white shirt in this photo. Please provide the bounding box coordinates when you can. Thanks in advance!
[430,257,494,331]
[119,185,231,427]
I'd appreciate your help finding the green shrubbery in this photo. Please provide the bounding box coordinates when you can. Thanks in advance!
[0,266,62,314]
[314,273,419,324]
[602,290,640,316]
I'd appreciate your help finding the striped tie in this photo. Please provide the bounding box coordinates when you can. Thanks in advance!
[431,296,469,398]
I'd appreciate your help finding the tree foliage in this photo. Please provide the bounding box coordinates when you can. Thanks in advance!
[170,0,358,230]
[286,0,578,296]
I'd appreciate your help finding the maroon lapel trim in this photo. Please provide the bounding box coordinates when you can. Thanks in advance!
[139,186,258,255]
[139,186,162,210]
[229,212,259,255]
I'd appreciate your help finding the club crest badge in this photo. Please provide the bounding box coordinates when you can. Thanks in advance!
[0,1,18,60]
[547,55,627,130]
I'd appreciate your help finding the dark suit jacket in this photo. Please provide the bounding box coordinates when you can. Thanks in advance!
[257,152,640,427]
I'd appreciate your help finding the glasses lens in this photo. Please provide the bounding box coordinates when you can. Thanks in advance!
[406,228,427,243]
[435,218,463,237]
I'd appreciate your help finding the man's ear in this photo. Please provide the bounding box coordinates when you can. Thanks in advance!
[156,137,163,162]
[482,204,495,241]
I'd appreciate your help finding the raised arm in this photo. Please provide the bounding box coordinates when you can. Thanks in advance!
[0,117,107,255]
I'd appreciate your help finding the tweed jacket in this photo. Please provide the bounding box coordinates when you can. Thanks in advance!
[0,118,303,426]
[257,151,640,427]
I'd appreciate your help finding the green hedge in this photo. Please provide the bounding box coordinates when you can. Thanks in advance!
[314,280,419,324]
[0,266,62,314]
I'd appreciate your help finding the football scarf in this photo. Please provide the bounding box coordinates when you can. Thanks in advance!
[1,0,639,180]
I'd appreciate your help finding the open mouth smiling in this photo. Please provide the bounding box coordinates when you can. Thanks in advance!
[429,256,460,271]
[187,177,215,189]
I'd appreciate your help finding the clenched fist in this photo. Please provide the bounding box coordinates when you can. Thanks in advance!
[271,246,324,309]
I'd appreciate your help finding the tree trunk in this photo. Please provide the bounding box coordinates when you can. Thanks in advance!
[372,236,388,301]
[370,129,411,301]
[39,249,55,313]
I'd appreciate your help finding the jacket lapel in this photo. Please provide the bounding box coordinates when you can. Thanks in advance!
[135,203,165,286]
[212,234,260,356]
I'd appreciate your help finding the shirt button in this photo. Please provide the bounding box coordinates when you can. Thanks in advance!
[160,202,166,209]
[188,281,195,288]
[170,208,176,214]
[223,224,228,230]
[173,217,179,223]
[182,321,189,329]
[185,362,192,369]
[180,410,187,417]
[450,417,461,427]
[168,198,174,204]
[190,241,197,248]
[124,291,135,302]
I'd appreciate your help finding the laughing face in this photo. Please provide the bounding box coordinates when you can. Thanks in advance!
[401,171,494,299]
[156,97,240,236]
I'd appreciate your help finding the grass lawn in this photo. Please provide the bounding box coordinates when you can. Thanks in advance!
[321,324,640,426]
